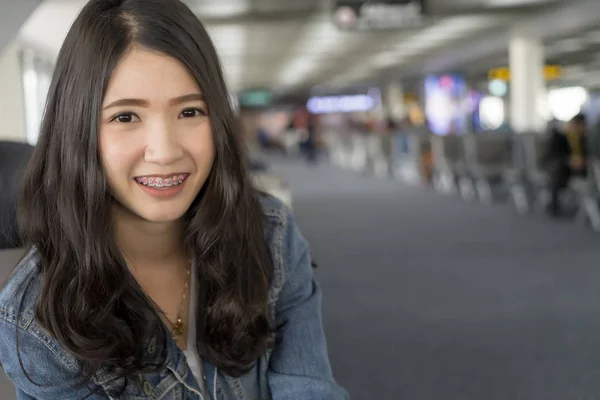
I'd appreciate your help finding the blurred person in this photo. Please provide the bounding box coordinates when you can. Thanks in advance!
[304,116,318,164]
[384,117,397,133]
[545,113,588,216]
[383,117,397,176]
[589,118,600,158]
[281,118,300,154]
[256,125,271,149]
[0,1,348,399]
[547,117,561,135]
[293,106,308,131]
[299,111,319,165]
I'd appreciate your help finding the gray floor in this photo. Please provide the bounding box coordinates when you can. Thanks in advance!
[3,159,600,399]
[277,158,600,400]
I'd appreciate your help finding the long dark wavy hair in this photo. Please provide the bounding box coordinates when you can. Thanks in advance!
[17,0,273,388]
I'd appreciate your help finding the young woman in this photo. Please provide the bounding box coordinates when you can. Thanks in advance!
[0,0,348,399]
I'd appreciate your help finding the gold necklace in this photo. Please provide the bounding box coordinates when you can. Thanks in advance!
[171,261,191,339]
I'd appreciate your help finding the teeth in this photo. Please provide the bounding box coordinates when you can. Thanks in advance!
[136,174,186,188]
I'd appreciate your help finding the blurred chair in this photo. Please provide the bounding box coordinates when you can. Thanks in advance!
[463,133,513,204]
[431,135,465,195]
[0,141,34,250]
[507,132,549,214]
[506,132,533,214]
[337,132,356,170]
[251,172,292,210]
[571,123,600,230]
[0,248,26,285]
[573,160,600,231]
[393,129,431,186]
[349,134,369,172]
[364,134,389,178]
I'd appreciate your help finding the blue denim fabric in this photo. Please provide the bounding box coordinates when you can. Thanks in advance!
[0,195,348,399]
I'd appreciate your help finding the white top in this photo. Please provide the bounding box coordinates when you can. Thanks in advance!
[182,266,208,395]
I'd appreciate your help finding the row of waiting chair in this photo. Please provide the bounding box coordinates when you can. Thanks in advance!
[429,131,600,231]
[326,129,600,232]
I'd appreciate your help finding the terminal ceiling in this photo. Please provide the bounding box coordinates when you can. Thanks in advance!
[21,0,600,94]
[184,0,589,94]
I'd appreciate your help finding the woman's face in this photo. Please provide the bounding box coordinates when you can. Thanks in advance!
[99,48,215,223]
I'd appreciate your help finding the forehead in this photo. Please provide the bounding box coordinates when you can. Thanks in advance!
[104,47,202,101]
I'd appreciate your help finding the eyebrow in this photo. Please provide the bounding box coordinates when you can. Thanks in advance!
[102,93,205,110]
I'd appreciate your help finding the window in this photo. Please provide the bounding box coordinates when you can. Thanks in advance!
[20,47,53,145]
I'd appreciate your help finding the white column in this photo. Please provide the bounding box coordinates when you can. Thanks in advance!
[0,40,27,141]
[509,30,547,133]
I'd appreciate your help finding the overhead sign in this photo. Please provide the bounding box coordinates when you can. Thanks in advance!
[307,89,381,114]
[333,0,426,31]
[238,89,273,108]
[488,65,563,82]
[488,68,510,82]
[544,65,563,80]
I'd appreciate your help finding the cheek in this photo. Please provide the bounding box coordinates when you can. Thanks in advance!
[100,137,136,180]
[188,126,216,164]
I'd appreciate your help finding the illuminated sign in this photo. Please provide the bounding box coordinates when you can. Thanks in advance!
[544,65,563,80]
[424,74,467,136]
[238,89,273,108]
[333,0,426,31]
[488,68,510,82]
[488,65,563,81]
[307,92,380,114]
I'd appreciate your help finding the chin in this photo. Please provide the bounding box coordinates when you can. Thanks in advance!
[143,212,185,223]
[114,200,190,223]
[138,206,189,223]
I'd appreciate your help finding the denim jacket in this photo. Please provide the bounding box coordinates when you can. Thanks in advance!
[0,195,349,400]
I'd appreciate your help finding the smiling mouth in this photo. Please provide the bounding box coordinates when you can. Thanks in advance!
[134,174,189,189]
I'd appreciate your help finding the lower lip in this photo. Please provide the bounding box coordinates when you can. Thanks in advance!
[135,178,188,199]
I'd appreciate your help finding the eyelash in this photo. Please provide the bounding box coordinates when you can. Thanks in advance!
[179,108,207,118]
[109,108,207,123]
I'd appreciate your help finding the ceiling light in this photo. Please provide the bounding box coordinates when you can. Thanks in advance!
[276,16,350,86]
[547,38,585,54]
[205,25,246,87]
[372,51,400,68]
[205,25,246,59]
[193,0,250,18]
[484,0,549,6]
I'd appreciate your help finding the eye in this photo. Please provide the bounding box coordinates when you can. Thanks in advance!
[179,108,206,119]
[110,112,140,123]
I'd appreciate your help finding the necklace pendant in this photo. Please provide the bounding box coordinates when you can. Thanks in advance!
[172,318,184,337]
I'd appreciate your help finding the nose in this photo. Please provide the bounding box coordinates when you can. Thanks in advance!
[144,119,185,165]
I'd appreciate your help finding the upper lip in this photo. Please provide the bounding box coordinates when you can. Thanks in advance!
[134,173,189,178]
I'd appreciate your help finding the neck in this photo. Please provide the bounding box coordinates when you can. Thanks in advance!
[112,204,187,270]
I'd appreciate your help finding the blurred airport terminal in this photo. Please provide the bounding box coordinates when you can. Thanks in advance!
[4,0,600,399]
